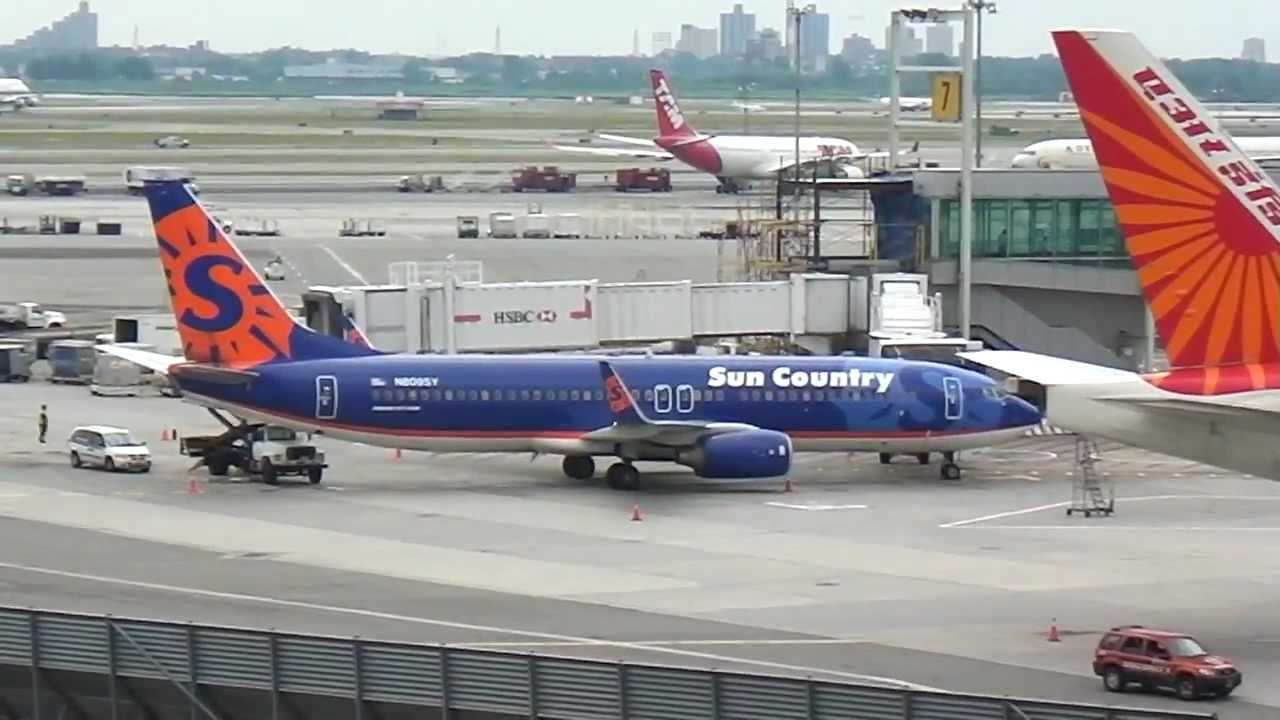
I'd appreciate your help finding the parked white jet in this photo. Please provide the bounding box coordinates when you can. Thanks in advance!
[1011,136,1280,169]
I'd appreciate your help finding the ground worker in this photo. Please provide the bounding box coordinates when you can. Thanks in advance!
[37,405,48,444]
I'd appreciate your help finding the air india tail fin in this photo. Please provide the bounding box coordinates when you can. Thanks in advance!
[1053,30,1280,373]
[143,181,378,367]
[649,69,697,139]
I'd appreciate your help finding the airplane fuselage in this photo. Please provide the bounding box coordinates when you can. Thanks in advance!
[176,354,1038,457]
[1012,136,1280,169]
[656,134,860,179]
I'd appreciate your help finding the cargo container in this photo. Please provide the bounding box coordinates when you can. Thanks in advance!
[91,342,155,396]
[35,175,87,196]
[553,213,583,239]
[521,213,552,239]
[113,314,182,356]
[488,212,517,238]
[48,339,96,384]
[615,167,672,192]
[456,215,479,238]
[0,343,31,382]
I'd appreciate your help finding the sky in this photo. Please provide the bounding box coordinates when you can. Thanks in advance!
[6,0,1280,60]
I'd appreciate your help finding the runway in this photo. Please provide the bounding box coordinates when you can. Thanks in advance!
[0,384,1277,716]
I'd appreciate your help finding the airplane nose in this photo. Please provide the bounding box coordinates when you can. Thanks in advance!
[1010,153,1037,168]
[1003,395,1043,429]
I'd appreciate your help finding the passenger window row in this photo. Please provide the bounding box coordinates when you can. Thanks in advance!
[369,387,872,404]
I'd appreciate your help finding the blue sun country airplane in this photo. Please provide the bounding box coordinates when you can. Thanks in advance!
[99,181,1042,488]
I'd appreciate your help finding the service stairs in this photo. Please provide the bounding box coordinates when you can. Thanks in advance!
[1068,436,1114,517]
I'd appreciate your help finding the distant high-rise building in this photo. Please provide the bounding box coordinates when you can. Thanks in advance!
[720,3,756,57]
[884,24,923,57]
[632,29,640,57]
[677,24,718,59]
[749,28,784,61]
[925,24,954,56]
[651,32,673,56]
[494,25,502,55]
[841,34,875,66]
[1243,37,1267,63]
[15,1,98,50]
[788,11,830,63]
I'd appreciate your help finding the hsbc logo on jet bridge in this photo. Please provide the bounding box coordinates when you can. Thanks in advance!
[493,309,558,324]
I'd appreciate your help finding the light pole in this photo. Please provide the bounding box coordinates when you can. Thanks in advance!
[966,0,996,167]
[788,2,816,221]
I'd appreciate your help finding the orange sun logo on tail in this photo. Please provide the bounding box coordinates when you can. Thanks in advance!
[1054,30,1280,394]
[154,203,295,367]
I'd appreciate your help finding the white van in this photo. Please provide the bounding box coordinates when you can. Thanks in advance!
[67,425,152,473]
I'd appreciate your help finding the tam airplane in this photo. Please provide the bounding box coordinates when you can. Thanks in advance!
[964,28,1280,481]
[99,181,1041,487]
[555,70,876,193]
[0,78,39,109]
[1011,136,1280,169]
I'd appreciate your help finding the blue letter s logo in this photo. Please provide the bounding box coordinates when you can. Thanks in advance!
[181,256,244,333]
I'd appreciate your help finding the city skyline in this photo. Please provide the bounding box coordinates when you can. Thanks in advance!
[5,0,1279,60]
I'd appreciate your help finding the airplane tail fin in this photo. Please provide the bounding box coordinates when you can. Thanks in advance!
[143,181,379,368]
[649,69,697,139]
[598,361,651,425]
[1053,30,1280,372]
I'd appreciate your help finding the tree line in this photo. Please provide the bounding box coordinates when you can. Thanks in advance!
[4,47,1278,102]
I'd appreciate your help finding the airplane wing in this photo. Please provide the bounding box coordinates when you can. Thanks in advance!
[595,133,662,147]
[582,361,755,446]
[550,144,674,160]
[958,350,1138,386]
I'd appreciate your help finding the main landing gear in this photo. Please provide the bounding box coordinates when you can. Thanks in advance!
[561,455,640,491]
[878,451,963,481]
[714,177,742,194]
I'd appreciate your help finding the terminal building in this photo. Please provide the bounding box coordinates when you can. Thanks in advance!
[800,168,1163,372]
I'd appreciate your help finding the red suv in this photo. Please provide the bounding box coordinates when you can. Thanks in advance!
[1094,626,1242,700]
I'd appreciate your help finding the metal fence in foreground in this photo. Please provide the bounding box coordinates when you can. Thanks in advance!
[0,607,1217,720]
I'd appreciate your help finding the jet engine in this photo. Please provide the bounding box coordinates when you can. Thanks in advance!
[676,429,793,479]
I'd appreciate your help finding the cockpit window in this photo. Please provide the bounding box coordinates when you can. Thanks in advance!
[981,386,1007,399]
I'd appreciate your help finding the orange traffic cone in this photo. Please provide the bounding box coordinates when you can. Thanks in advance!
[187,477,202,496]
[783,477,794,493]
[1048,618,1061,642]
[631,504,643,522]
[161,429,170,441]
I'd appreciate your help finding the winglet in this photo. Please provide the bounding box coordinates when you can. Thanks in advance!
[599,361,651,425]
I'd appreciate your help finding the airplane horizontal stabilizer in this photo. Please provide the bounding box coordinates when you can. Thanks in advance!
[96,344,184,375]
[959,350,1136,386]
[550,144,674,160]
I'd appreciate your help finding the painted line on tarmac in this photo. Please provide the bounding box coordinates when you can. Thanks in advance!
[319,244,369,284]
[766,502,869,511]
[941,494,1280,529]
[463,638,868,649]
[0,560,938,692]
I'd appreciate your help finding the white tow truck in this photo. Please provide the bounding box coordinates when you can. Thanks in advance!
[180,413,326,485]
[0,302,66,330]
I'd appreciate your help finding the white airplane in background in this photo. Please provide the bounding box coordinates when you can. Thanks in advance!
[554,70,886,193]
[0,78,39,109]
[879,96,933,112]
[963,28,1280,481]
[1011,136,1280,169]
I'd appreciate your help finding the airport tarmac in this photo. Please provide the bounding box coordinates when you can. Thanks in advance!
[0,384,1277,717]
